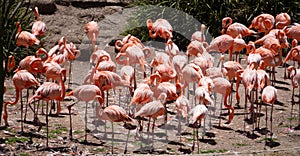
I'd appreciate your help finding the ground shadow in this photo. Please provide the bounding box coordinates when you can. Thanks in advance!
[265,140,281,148]
[274,85,290,91]
[213,125,233,131]
[235,130,260,139]
[178,147,192,154]
[133,146,169,154]
[38,146,70,152]
[168,141,185,146]
[199,138,217,145]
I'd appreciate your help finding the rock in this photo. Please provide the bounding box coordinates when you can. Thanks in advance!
[31,0,57,14]
[55,0,71,6]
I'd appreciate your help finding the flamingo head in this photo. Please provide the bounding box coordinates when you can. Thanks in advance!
[146,19,153,30]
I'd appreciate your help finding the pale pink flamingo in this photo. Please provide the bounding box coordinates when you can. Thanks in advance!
[150,51,170,74]
[15,22,40,54]
[212,77,234,125]
[261,86,277,137]
[206,34,234,65]
[66,84,104,141]
[231,34,246,62]
[90,46,112,66]
[172,54,188,83]
[3,70,40,131]
[222,17,257,38]
[205,67,224,79]
[84,20,99,49]
[16,48,46,75]
[147,18,173,40]
[115,34,144,51]
[186,40,206,60]
[116,42,151,78]
[275,13,291,29]
[152,62,177,82]
[165,39,179,57]
[191,54,214,76]
[287,66,300,125]
[120,65,135,95]
[97,105,135,154]
[189,104,208,152]
[32,7,47,37]
[191,24,209,47]
[175,87,190,136]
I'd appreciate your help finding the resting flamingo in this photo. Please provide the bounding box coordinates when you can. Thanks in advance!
[222,17,257,38]
[275,13,291,29]
[84,20,99,49]
[147,18,173,40]
[283,23,300,41]
[249,13,275,34]
[191,24,209,47]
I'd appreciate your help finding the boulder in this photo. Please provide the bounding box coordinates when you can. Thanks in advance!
[31,0,57,14]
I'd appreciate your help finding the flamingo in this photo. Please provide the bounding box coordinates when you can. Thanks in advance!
[172,54,188,83]
[222,61,244,104]
[191,24,209,47]
[165,39,179,57]
[152,62,177,82]
[32,7,47,37]
[115,34,144,51]
[212,77,234,125]
[206,34,234,64]
[175,87,190,137]
[120,65,135,95]
[15,22,40,54]
[189,104,208,152]
[191,54,214,76]
[3,70,40,131]
[222,17,257,38]
[287,66,300,126]
[97,105,135,154]
[231,34,246,62]
[150,51,170,74]
[275,13,291,29]
[116,42,151,78]
[261,86,277,137]
[186,40,206,60]
[249,13,275,34]
[283,23,300,41]
[147,18,173,40]
[7,55,16,72]
[27,71,65,147]
[84,20,99,49]
[66,84,104,141]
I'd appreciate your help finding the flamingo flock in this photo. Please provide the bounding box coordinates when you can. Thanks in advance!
[3,8,300,154]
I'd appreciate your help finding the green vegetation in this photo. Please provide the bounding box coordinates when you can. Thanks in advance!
[233,143,249,147]
[94,147,105,152]
[6,137,30,144]
[124,0,300,51]
[0,0,35,125]
[200,149,228,154]
[74,130,84,134]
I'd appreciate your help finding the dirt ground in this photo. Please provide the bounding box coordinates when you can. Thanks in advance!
[2,46,300,155]
[2,1,300,155]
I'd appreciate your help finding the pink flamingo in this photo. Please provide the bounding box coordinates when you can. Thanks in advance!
[283,23,300,41]
[97,105,135,154]
[249,14,275,34]
[84,20,99,49]
[261,86,277,137]
[15,22,40,54]
[222,17,257,38]
[27,71,65,147]
[3,70,40,131]
[66,84,104,141]
[191,24,209,47]
[147,18,173,40]
[275,13,291,29]
[32,7,47,37]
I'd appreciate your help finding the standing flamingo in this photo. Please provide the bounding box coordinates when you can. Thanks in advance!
[191,24,209,47]
[32,7,47,37]
[249,14,275,34]
[97,105,135,154]
[261,86,277,137]
[212,77,234,125]
[222,17,257,38]
[3,70,40,131]
[27,71,65,147]
[15,22,40,54]
[189,104,208,152]
[165,39,179,57]
[84,20,99,49]
[287,66,300,126]
[66,84,104,141]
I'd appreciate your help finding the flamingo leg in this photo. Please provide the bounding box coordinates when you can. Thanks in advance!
[147,117,151,132]
[20,91,24,133]
[270,103,274,138]
[46,101,49,148]
[124,129,130,154]
[111,122,114,154]
[85,102,88,142]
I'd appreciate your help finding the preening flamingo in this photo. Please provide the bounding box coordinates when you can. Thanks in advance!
[32,7,47,37]
[191,24,209,47]
[3,70,40,131]
[275,13,291,29]
[249,13,275,34]
[165,39,179,57]
[15,22,40,54]
[66,84,104,141]
[147,18,173,40]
